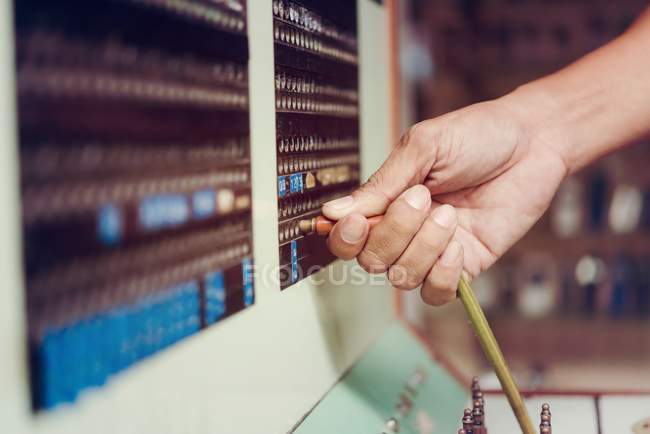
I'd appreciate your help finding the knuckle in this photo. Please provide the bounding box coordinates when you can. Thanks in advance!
[388,265,419,291]
[356,172,391,203]
[396,127,414,149]
[361,171,385,194]
[362,171,383,190]
[384,215,416,238]
[357,248,388,274]
[365,228,401,262]
[405,275,423,290]
[401,121,446,176]
[404,122,426,148]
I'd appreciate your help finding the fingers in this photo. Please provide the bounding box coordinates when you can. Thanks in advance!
[322,164,411,220]
[322,126,432,220]
[420,241,464,306]
[356,185,431,273]
[326,187,465,308]
[387,204,457,290]
[326,213,369,260]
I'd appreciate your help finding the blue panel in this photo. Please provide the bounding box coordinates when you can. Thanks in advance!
[289,173,303,194]
[204,270,226,325]
[192,189,217,219]
[35,281,201,410]
[138,194,190,231]
[97,204,123,245]
[242,257,254,306]
[291,240,298,283]
[278,176,287,198]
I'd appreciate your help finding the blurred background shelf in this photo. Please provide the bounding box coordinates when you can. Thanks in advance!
[510,233,650,257]
[489,315,650,361]
[400,0,650,393]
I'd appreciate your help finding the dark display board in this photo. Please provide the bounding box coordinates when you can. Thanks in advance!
[273,0,360,289]
[14,0,254,410]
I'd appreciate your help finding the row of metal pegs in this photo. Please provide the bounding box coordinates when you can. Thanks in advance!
[23,141,249,178]
[136,0,246,32]
[278,188,355,221]
[278,135,357,154]
[19,67,249,110]
[278,153,359,175]
[275,71,357,101]
[22,31,248,88]
[272,0,357,49]
[274,23,358,64]
[29,223,251,299]
[275,92,358,117]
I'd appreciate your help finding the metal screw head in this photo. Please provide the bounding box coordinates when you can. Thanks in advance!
[385,417,399,433]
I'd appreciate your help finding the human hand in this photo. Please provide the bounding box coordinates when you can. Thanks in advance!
[323,91,569,306]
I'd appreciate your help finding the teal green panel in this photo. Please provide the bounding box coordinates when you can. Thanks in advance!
[295,322,467,434]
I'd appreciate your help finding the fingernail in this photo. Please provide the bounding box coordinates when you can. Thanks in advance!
[403,186,430,210]
[324,195,354,210]
[340,214,366,243]
[433,204,456,228]
[440,241,461,266]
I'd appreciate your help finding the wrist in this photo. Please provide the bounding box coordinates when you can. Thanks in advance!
[498,81,575,176]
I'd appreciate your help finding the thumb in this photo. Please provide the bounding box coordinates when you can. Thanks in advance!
[323,142,424,220]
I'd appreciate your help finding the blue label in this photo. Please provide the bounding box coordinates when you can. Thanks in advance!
[242,257,254,306]
[205,271,225,295]
[139,194,189,231]
[204,270,226,325]
[39,331,62,409]
[192,189,216,219]
[183,281,201,334]
[97,204,123,246]
[244,288,254,306]
[291,240,298,283]
[278,176,287,198]
[289,173,303,193]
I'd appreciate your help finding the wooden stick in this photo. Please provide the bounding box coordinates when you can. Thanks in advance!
[457,275,536,434]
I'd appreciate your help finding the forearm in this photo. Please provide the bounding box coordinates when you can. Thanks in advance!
[507,7,650,174]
